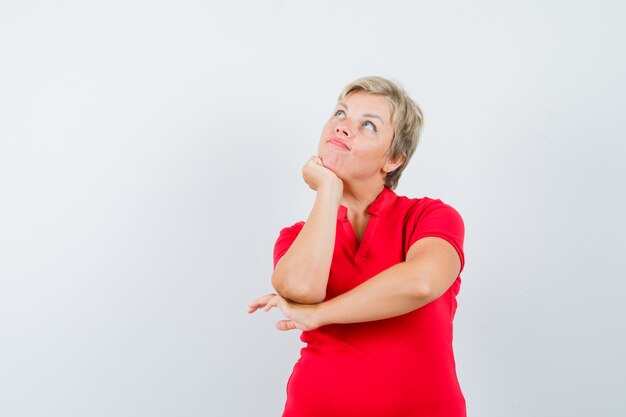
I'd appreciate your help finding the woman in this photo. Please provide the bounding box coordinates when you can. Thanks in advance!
[248,76,466,417]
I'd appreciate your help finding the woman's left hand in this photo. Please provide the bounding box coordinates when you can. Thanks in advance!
[247,293,322,331]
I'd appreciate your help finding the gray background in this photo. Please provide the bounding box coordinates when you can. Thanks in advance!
[1,1,625,416]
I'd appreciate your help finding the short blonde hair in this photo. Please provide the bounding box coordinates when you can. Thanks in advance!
[338,76,424,190]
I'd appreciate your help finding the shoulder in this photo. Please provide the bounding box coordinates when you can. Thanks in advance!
[393,192,464,223]
[273,221,305,267]
[275,220,305,247]
[277,221,305,237]
[396,193,465,269]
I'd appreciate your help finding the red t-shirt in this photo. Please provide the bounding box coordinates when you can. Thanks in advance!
[273,187,466,417]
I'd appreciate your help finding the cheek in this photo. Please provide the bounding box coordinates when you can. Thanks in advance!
[317,126,328,150]
[317,124,335,156]
[320,124,332,139]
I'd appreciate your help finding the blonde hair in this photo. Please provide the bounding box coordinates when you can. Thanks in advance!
[338,76,424,190]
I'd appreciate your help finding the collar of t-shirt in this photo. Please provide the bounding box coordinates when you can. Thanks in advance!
[337,186,397,219]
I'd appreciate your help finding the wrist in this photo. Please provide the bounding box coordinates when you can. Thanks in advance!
[317,180,343,203]
[313,301,331,327]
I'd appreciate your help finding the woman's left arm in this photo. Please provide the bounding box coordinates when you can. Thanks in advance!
[248,236,461,331]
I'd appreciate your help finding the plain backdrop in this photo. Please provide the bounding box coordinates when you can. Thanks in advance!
[1,1,625,416]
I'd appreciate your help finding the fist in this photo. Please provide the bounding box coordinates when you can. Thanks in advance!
[302,156,343,193]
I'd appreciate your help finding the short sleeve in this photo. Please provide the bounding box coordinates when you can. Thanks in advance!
[407,200,465,273]
[273,221,305,268]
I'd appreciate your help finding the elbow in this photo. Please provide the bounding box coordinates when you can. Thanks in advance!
[413,284,433,300]
[285,288,327,304]
[406,262,440,301]
[271,270,326,304]
[411,275,450,304]
[411,278,435,301]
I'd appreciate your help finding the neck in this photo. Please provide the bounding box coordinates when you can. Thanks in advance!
[340,180,386,215]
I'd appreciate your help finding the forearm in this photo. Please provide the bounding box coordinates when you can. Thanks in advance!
[315,261,438,325]
[272,184,341,303]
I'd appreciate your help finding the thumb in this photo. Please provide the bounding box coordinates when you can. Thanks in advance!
[276,320,298,331]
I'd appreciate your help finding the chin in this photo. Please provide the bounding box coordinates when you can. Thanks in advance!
[322,162,349,184]
[319,153,341,172]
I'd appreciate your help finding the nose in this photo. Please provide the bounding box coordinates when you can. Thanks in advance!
[334,119,353,137]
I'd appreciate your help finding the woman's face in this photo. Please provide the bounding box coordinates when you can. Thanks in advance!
[317,91,396,186]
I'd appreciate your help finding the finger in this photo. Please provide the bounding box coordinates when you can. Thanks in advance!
[263,295,283,312]
[276,320,298,331]
[263,296,277,312]
[248,302,269,314]
[248,293,276,306]
[247,293,277,313]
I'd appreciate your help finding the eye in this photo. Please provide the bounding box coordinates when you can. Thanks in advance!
[334,110,346,118]
[363,120,377,132]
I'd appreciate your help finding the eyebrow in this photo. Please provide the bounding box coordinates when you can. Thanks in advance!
[337,102,385,125]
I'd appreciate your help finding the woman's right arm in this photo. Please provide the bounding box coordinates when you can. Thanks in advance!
[271,157,342,304]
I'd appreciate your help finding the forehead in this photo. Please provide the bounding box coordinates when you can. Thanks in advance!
[340,91,392,121]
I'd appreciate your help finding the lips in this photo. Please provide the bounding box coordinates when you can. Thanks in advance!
[328,138,350,151]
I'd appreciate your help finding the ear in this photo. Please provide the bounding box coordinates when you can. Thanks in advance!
[383,155,405,174]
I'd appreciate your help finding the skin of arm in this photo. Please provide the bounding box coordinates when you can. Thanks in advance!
[271,156,343,304]
[249,236,461,331]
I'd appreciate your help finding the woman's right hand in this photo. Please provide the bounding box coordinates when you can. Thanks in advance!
[302,156,343,195]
